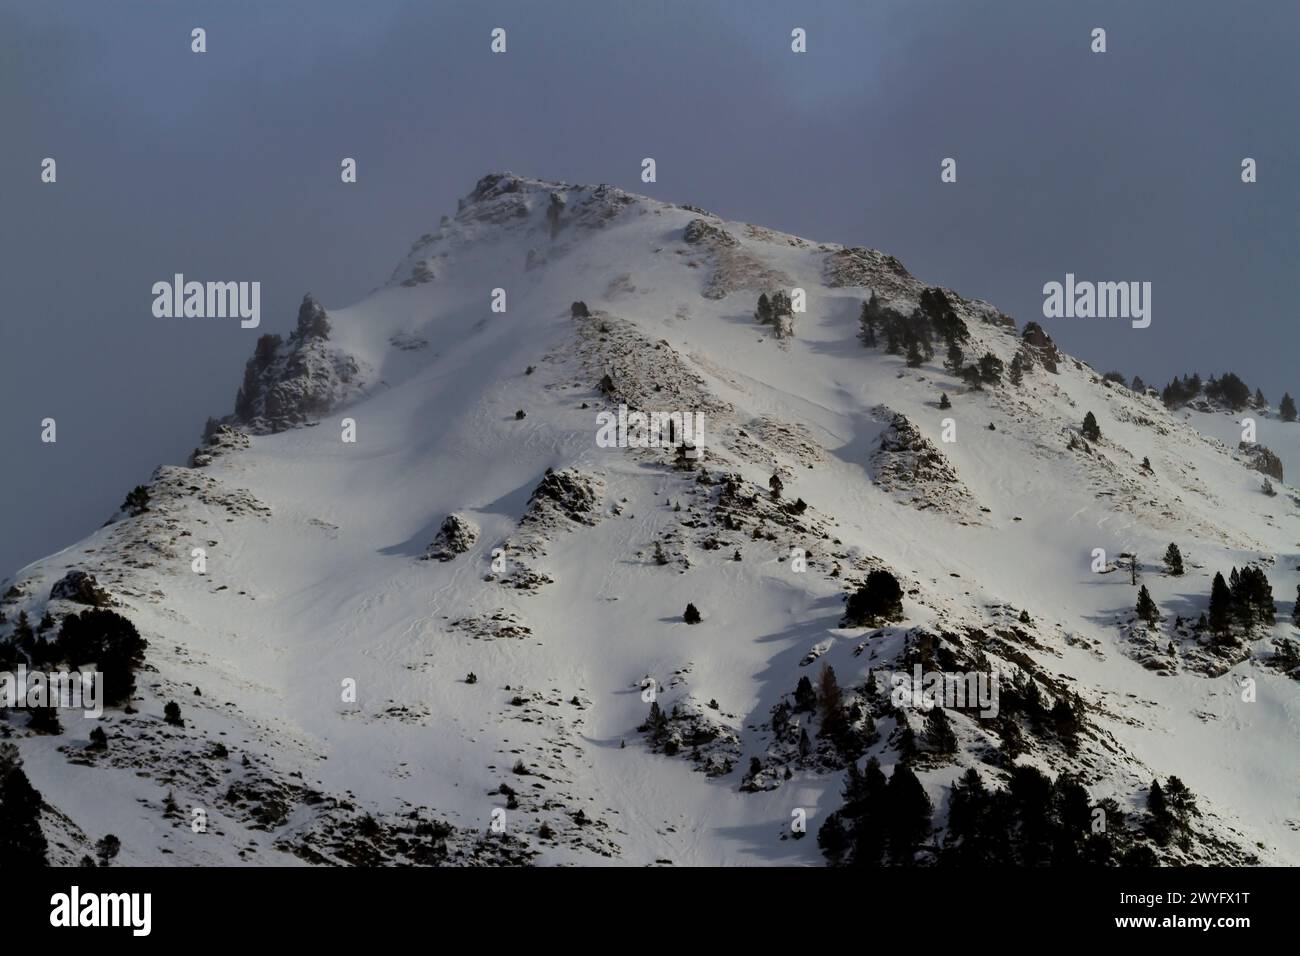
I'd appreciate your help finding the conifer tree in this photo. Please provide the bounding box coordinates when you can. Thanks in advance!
[925,706,958,755]
[1081,411,1101,441]
[945,340,964,372]
[1135,585,1158,625]
[793,675,817,713]
[768,472,783,500]
[1163,543,1184,576]
[943,767,990,864]
[1281,392,1297,422]
[978,352,1004,385]
[683,603,702,625]
[1146,779,1173,846]
[841,569,905,627]
[1208,572,1233,641]
[95,834,121,867]
[0,744,48,866]
[817,664,843,723]
[1008,353,1024,386]
[939,392,951,409]
[905,337,923,367]
[885,763,932,865]
[755,293,774,326]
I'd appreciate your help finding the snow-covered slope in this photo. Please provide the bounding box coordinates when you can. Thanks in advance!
[4,172,1299,866]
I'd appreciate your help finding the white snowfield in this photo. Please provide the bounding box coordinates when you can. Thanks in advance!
[5,172,1298,866]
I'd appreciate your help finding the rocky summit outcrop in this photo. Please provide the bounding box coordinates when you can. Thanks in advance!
[228,294,367,435]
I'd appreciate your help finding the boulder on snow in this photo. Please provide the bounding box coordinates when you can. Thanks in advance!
[423,514,479,562]
[49,570,111,607]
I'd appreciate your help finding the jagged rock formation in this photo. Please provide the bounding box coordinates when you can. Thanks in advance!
[229,294,367,434]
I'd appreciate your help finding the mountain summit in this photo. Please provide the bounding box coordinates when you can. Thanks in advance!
[3,173,1298,866]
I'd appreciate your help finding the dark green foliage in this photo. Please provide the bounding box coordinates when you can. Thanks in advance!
[121,485,151,516]
[885,763,932,865]
[1208,572,1233,641]
[793,675,817,713]
[1226,565,1274,630]
[0,745,48,867]
[1280,392,1297,422]
[924,706,957,756]
[841,569,905,627]
[1163,543,1184,576]
[683,603,702,625]
[163,700,184,727]
[1135,585,1158,625]
[939,392,951,409]
[905,337,923,367]
[1081,411,1101,441]
[1008,353,1024,386]
[56,609,147,707]
[977,352,1004,385]
[95,834,121,867]
[1205,372,1250,410]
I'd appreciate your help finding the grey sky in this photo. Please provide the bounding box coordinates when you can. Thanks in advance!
[3,0,1297,578]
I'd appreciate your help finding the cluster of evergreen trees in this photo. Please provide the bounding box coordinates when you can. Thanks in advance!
[1156,371,1294,417]
[820,757,1196,866]
[841,570,905,627]
[858,288,1020,391]
[1205,566,1275,643]
[754,292,794,339]
[0,744,47,866]
[1146,776,1199,851]
[0,608,147,713]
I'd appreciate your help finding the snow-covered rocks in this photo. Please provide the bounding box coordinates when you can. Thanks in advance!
[189,422,251,468]
[422,514,479,562]
[870,408,980,518]
[228,294,367,434]
[49,570,111,607]
[681,217,793,300]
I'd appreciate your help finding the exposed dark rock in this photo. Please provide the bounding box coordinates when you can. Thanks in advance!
[423,514,479,562]
[49,570,111,607]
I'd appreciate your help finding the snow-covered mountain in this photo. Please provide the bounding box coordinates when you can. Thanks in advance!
[4,172,1299,867]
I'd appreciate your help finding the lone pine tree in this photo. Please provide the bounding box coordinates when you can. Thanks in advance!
[1208,572,1233,642]
[1163,543,1184,576]
[1081,411,1102,441]
[1135,585,1159,625]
